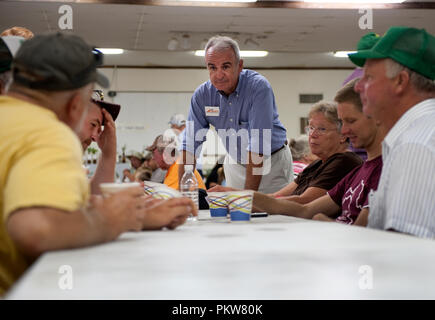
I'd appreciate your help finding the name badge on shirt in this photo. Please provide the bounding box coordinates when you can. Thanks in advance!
[205,106,220,117]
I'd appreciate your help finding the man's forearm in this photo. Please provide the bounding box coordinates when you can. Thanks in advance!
[90,153,116,194]
[280,187,328,205]
[7,206,109,259]
[244,164,262,190]
[253,192,306,217]
[244,152,263,191]
[354,208,369,227]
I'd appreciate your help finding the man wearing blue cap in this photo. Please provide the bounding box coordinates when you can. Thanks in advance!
[349,26,435,239]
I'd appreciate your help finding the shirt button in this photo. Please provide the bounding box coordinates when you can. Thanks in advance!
[230,118,233,122]
[229,102,232,105]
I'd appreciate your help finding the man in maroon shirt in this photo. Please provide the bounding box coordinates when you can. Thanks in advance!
[253,78,386,226]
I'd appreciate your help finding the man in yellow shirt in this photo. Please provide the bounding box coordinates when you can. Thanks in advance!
[0,33,196,296]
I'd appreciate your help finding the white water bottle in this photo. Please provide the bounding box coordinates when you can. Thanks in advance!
[180,165,198,220]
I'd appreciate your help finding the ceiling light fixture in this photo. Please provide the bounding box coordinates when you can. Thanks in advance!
[194,50,268,57]
[168,38,179,51]
[178,0,257,2]
[96,48,124,55]
[334,51,357,58]
[182,34,191,50]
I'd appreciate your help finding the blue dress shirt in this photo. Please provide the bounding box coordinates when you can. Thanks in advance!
[181,69,287,164]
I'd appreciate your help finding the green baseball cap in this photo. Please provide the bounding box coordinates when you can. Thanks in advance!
[348,32,381,66]
[12,32,109,90]
[348,26,435,80]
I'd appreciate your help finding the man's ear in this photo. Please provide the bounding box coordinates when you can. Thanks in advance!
[394,70,410,95]
[238,58,244,73]
[65,92,87,130]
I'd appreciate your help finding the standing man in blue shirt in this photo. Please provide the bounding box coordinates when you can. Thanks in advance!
[179,36,292,193]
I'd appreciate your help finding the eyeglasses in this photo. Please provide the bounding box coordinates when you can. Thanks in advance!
[305,126,337,136]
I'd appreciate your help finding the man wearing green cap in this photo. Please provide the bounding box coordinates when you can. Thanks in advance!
[349,26,435,239]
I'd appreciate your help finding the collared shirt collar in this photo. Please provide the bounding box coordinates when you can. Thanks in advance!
[383,98,435,153]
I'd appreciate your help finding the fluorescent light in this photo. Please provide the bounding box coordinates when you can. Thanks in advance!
[179,0,257,2]
[334,51,356,58]
[96,48,124,55]
[195,50,269,57]
[303,0,405,3]
[239,51,269,57]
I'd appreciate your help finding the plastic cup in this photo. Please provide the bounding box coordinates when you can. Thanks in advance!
[207,192,228,219]
[99,182,141,197]
[227,191,254,222]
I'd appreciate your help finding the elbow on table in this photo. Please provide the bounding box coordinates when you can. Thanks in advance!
[6,209,54,259]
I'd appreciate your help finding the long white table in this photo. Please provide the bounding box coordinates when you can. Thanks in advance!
[6,210,435,299]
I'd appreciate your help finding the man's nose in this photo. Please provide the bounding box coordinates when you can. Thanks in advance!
[215,68,225,79]
[91,128,101,141]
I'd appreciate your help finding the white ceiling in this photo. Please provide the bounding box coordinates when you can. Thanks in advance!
[1,0,435,68]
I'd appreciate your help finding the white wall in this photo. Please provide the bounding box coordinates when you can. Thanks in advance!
[261,69,353,137]
[98,67,354,167]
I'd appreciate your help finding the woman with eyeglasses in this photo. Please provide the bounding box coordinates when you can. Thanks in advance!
[270,101,362,204]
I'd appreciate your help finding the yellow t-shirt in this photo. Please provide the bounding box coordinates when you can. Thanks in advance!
[164,163,206,190]
[0,96,89,296]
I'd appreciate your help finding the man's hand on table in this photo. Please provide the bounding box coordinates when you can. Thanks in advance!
[90,186,147,241]
[142,197,198,230]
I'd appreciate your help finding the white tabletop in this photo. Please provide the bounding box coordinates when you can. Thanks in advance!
[6,210,435,300]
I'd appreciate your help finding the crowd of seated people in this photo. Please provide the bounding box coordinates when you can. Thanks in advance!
[1,25,434,298]
[0,28,196,296]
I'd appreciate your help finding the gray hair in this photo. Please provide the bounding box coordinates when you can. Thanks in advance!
[290,135,311,161]
[308,100,342,132]
[205,36,240,62]
[384,58,435,93]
